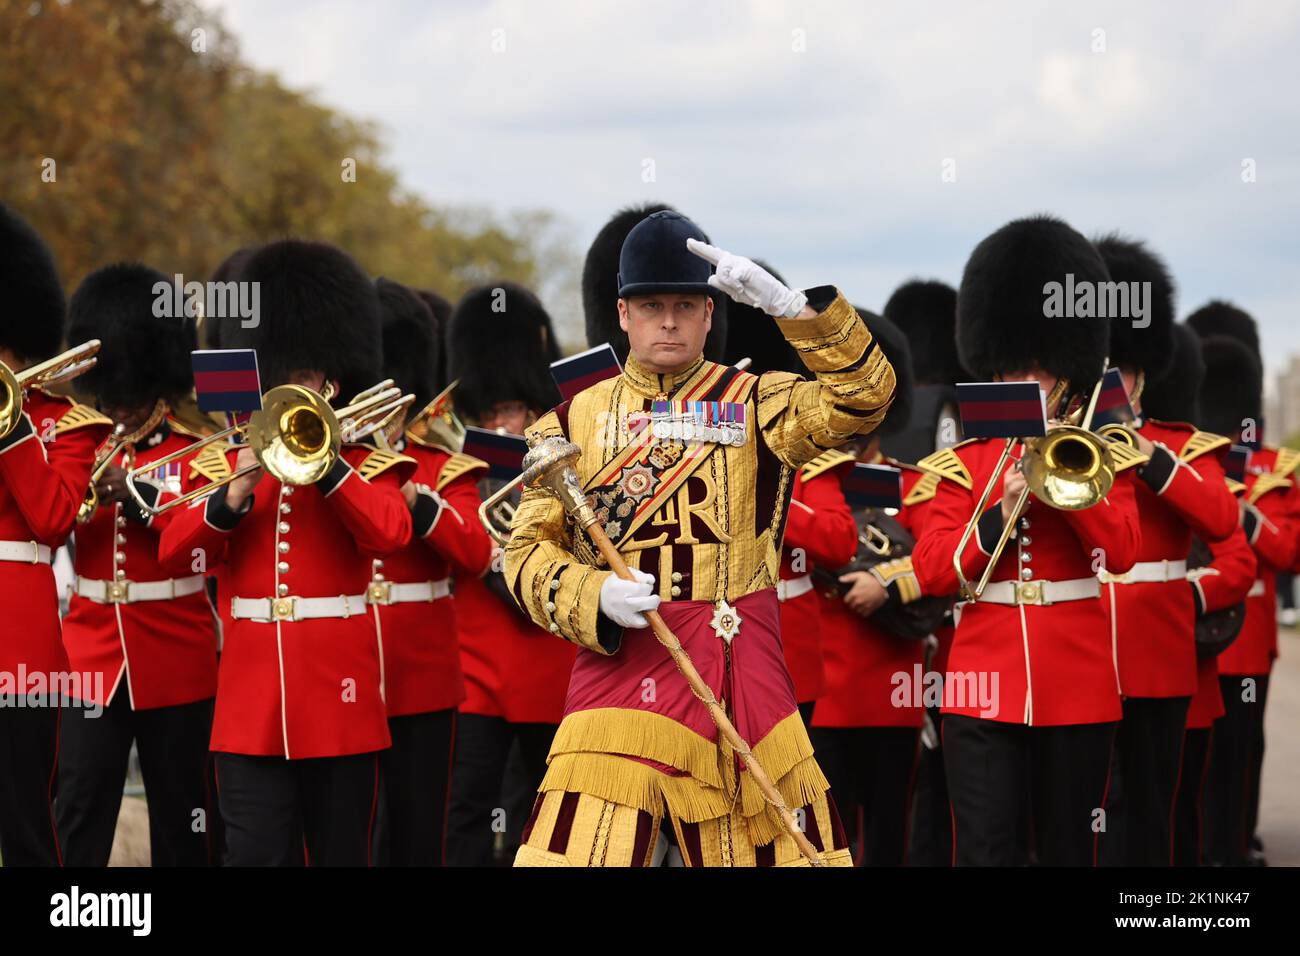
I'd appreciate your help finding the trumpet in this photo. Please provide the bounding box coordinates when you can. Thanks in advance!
[0,340,102,438]
[952,377,1118,602]
[124,379,410,517]
[403,379,466,453]
[77,399,168,524]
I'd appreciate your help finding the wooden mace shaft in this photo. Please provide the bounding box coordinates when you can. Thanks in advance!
[584,520,826,867]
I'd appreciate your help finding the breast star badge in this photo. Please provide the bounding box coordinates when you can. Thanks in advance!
[710,599,742,644]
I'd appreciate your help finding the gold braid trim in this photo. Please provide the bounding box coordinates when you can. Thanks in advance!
[870,556,922,603]
[357,448,415,481]
[1179,430,1230,463]
[540,752,732,824]
[903,471,939,505]
[435,452,488,492]
[1249,471,1293,504]
[800,448,855,483]
[1273,446,1300,477]
[1225,477,1247,496]
[188,442,233,483]
[52,402,112,435]
[916,447,972,490]
[1108,441,1150,473]
[547,708,724,789]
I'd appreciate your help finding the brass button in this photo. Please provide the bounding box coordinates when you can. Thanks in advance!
[277,561,289,573]
[277,583,289,596]
[280,503,291,514]
[1021,552,1032,563]
[278,522,290,534]
[671,586,682,597]
[115,570,126,581]
[1020,535,1032,546]
[114,551,126,563]
[278,541,290,554]
[1020,567,1033,581]
[115,534,127,545]
[671,572,683,583]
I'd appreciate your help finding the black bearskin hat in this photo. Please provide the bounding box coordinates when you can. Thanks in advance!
[0,202,65,362]
[376,278,439,415]
[220,240,382,404]
[1197,334,1262,438]
[882,279,965,386]
[957,214,1112,391]
[1185,300,1260,360]
[721,260,799,375]
[415,289,453,391]
[203,245,257,349]
[67,263,195,411]
[582,202,728,364]
[448,281,561,421]
[858,307,913,437]
[1092,233,1176,380]
[1141,324,1205,424]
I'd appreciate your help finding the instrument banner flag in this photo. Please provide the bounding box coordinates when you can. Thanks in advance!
[956,381,1048,438]
[843,462,902,509]
[462,426,528,481]
[1089,367,1136,427]
[1225,445,1251,483]
[550,344,622,401]
[192,349,262,413]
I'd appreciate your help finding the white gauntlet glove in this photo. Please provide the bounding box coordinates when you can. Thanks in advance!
[686,238,808,318]
[598,568,661,629]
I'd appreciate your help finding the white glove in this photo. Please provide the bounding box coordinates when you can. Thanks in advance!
[686,238,808,318]
[599,568,661,629]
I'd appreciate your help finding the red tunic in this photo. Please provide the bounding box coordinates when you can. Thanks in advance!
[912,439,1141,726]
[159,443,414,758]
[1219,446,1296,676]
[1185,523,1256,729]
[370,444,492,717]
[62,418,219,710]
[0,390,111,679]
[1103,422,1238,699]
[778,454,856,703]
[813,463,933,728]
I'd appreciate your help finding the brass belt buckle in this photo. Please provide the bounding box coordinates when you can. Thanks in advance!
[105,580,129,604]
[1015,580,1046,606]
[367,581,392,605]
[271,596,297,621]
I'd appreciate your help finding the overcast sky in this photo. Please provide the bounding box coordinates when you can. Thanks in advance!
[209,0,1300,379]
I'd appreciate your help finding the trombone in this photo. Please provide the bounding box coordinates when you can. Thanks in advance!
[124,379,410,517]
[77,399,168,524]
[952,377,1118,602]
[1,340,102,438]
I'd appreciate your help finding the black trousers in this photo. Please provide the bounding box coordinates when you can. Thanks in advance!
[372,708,456,866]
[809,725,918,866]
[0,702,61,865]
[1205,673,1269,865]
[56,691,214,866]
[445,714,555,867]
[1173,727,1213,866]
[1098,695,1190,867]
[943,714,1116,866]
[213,750,381,866]
[909,708,953,866]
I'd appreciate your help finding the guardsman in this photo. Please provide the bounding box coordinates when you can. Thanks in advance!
[443,282,576,867]
[880,277,965,867]
[157,240,414,866]
[912,215,1142,866]
[809,309,930,866]
[57,263,219,866]
[505,210,895,866]
[0,203,113,865]
[1191,329,1296,866]
[368,278,493,865]
[1091,236,1239,867]
[720,261,856,720]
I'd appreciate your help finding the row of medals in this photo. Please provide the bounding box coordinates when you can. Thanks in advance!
[648,413,745,446]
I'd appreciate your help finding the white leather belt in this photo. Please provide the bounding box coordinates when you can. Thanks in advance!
[366,578,451,605]
[776,574,814,602]
[1248,578,1266,598]
[979,577,1100,607]
[231,594,367,623]
[1098,560,1187,585]
[75,574,205,605]
[0,540,51,564]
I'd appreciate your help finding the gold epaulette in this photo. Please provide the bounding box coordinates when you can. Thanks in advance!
[1225,477,1247,496]
[1179,430,1230,464]
[357,448,416,481]
[916,446,972,491]
[870,556,922,603]
[51,402,112,436]
[1273,446,1300,477]
[1248,471,1293,505]
[800,449,855,483]
[1108,441,1150,473]
[903,471,940,506]
[435,452,489,493]
[189,442,233,483]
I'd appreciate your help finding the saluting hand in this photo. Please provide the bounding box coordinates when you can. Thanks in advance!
[685,238,809,318]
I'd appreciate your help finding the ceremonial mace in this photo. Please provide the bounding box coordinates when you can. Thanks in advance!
[514,436,826,867]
